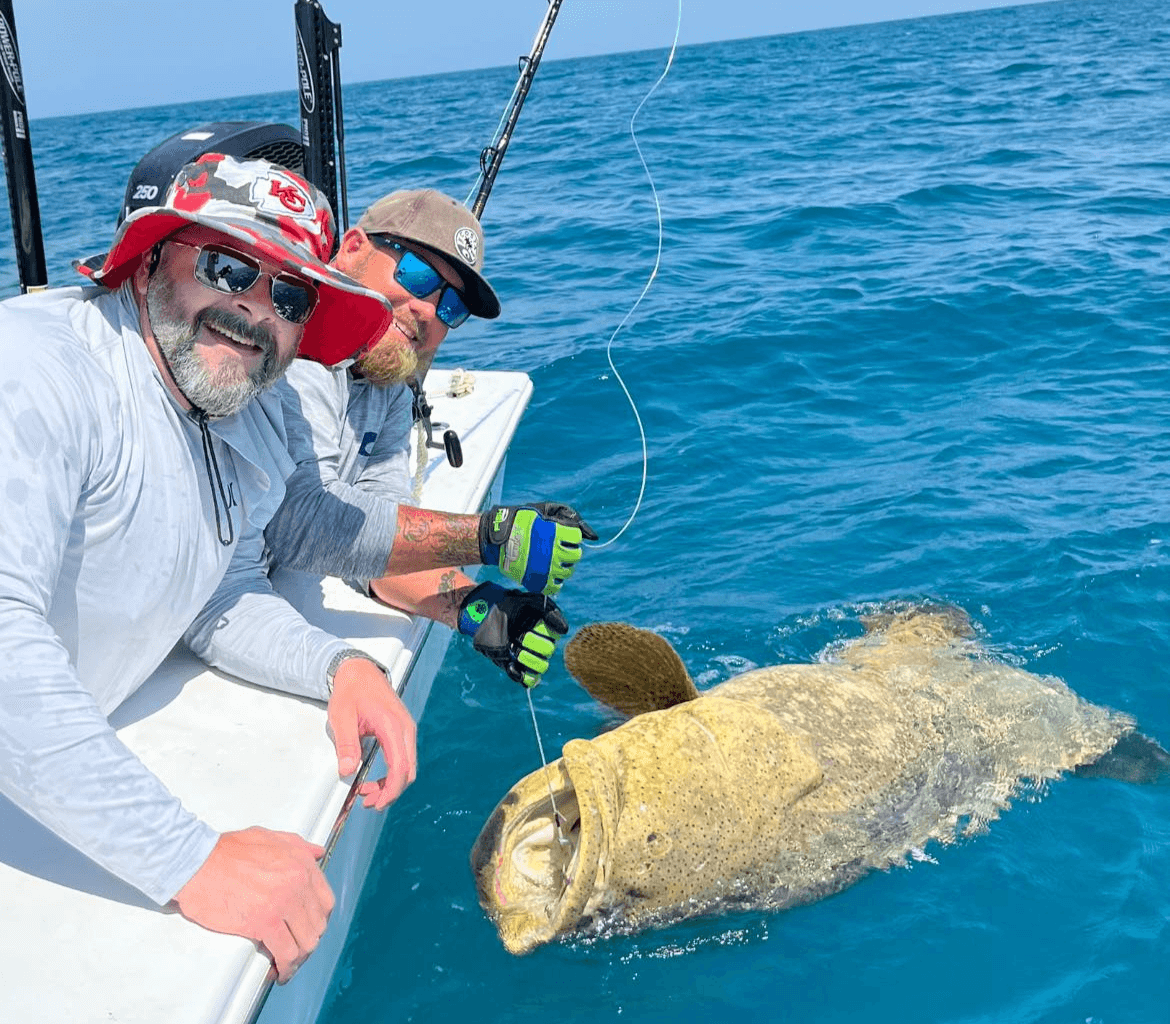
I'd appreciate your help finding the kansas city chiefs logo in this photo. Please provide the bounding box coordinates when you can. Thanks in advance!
[250,170,316,222]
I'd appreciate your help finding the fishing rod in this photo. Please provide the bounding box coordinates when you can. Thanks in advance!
[412,1,566,470]
[0,0,46,292]
[295,0,349,235]
[468,0,563,220]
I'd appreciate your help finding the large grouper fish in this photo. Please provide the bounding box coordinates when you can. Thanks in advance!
[471,606,1168,954]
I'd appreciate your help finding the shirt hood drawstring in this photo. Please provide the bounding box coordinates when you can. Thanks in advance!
[193,409,236,547]
[142,272,236,548]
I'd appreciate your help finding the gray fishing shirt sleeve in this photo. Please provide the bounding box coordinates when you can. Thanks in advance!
[0,286,296,906]
[182,521,355,700]
[186,363,415,699]
[262,360,415,585]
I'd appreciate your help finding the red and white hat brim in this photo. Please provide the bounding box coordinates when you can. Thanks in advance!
[79,206,392,366]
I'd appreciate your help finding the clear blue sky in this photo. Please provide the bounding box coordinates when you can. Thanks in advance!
[18,0,1055,120]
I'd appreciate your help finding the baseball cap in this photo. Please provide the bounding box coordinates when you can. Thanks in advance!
[358,189,500,319]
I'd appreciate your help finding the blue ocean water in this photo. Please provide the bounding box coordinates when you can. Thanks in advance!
[12,0,1170,1020]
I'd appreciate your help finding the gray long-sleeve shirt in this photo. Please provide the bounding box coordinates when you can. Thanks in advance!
[0,285,299,904]
[264,359,415,581]
[185,360,414,697]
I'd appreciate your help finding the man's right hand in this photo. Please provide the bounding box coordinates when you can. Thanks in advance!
[458,581,569,688]
[173,827,334,984]
[327,656,418,809]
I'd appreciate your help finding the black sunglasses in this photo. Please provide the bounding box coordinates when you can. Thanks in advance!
[169,239,319,325]
[368,234,471,329]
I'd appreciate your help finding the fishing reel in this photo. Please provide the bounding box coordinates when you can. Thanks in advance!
[409,379,463,468]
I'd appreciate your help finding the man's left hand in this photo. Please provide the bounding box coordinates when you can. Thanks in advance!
[326,657,417,809]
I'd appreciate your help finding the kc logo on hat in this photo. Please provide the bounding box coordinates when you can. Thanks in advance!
[251,169,315,221]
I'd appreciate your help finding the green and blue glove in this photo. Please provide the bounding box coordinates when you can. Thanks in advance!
[457,581,569,688]
[478,502,598,597]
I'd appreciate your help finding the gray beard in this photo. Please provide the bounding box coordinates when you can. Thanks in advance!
[146,274,288,418]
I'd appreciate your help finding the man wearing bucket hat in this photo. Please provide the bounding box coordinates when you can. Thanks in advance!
[189,189,596,696]
[87,125,587,694]
[0,152,401,984]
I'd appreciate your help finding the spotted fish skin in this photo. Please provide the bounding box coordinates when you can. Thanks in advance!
[472,606,1146,955]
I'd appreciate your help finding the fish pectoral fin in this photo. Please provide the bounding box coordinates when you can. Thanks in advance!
[1075,730,1170,785]
[565,622,700,717]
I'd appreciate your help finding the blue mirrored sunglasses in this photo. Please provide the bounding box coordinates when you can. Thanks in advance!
[370,234,471,329]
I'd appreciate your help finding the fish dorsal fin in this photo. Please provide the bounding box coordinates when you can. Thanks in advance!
[564,622,701,717]
[857,603,975,648]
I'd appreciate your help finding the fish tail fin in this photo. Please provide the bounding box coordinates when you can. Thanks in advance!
[1075,730,1170,785]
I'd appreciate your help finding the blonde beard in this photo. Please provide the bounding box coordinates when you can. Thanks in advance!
[355,333,418,386]
[346,249,421,385]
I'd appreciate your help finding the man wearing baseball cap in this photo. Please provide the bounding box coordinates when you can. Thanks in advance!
[0,153,401,984]
[190,189,597,698]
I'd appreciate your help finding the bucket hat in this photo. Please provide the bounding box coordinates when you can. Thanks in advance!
[78,153,392,365]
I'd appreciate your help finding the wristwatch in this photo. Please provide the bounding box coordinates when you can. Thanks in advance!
[325,647,387,694]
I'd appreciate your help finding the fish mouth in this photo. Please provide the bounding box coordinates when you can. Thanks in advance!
[470,740,613,955]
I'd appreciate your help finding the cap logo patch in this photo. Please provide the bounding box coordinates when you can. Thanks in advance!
[251,170,315,222]
[453,226,480,266]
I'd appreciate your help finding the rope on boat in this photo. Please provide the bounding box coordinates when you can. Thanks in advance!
[411,421,428,502]
[443,368,476,398]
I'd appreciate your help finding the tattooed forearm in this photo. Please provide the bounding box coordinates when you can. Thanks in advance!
[386,506,481,575]
[368,570,476,628]
[434,587,467,626]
